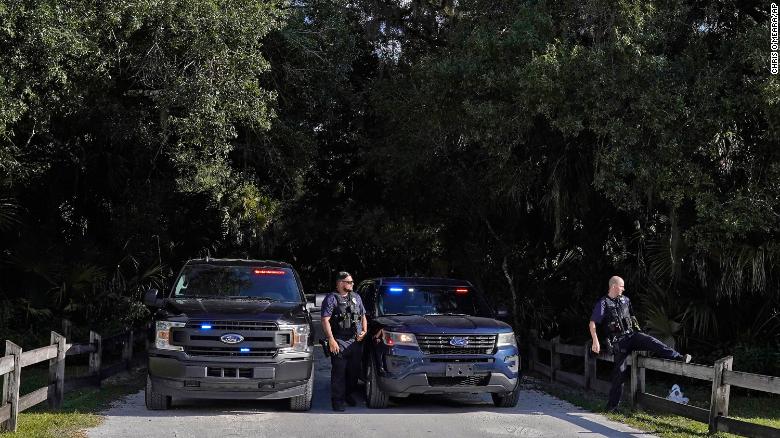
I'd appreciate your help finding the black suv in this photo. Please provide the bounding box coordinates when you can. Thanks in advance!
[143,259,315,410]
[357,277,521,408]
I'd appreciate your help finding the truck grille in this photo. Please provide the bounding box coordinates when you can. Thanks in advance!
[427,375,491,386]
[183,346,277,358]
[185,320,278,331]
[416,334,497,355]
[207,367,253,378]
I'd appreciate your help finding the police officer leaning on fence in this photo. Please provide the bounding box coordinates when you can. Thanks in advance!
[321,271,368,411]
[589,276,692,412]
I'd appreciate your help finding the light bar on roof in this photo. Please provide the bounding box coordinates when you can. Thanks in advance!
[253,269,286,275]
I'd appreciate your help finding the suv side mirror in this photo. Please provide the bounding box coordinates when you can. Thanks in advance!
[495,306,509,319]
[144,288,162,307]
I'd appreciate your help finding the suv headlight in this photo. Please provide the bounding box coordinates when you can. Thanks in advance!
[155,321,186,351]
[382,330,418,347]
[497,332,517,348]
[279,324,310,352]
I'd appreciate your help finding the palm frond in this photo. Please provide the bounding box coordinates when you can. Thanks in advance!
[0,198,23,232]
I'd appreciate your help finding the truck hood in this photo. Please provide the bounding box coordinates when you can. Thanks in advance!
[375,314,511,334]
[162,298,307,323]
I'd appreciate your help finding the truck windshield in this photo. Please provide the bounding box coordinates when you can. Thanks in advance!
[377,286,478,316]
[172,265,302,302]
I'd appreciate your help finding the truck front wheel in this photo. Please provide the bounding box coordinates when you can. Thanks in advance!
[288,366,314,411]
[145,375,171,410]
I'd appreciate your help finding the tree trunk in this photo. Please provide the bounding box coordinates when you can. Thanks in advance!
[501,255,520,330]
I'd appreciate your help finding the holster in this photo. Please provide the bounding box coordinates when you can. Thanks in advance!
[319,338,331,357]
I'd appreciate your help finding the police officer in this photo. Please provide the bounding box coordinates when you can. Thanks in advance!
[589,276,691,412]
[321,271,368,411]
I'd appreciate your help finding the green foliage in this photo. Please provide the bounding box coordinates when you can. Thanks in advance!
[1,0,778,354]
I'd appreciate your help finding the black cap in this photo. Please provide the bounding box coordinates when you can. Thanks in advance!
[336,271,351,280]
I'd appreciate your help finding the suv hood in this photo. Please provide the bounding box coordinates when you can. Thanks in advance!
[163,298,306,323]
[375,314,511,334]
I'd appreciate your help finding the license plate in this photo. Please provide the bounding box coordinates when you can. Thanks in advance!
[445,364,474,377]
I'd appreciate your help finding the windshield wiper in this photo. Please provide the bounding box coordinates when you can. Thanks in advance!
[381,313,418,316]
[425,313,467,316]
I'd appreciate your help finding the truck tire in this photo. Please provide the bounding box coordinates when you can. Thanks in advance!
[491,383,520,408]
[145,375,171,410]
[365,359,389,408]
[289,366,314,411]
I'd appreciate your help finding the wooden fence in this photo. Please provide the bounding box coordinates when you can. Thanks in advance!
[527,331,780,438]
[0,321,149,433]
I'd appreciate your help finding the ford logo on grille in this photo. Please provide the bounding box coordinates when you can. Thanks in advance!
[449,337,469,347]
[220,333,244,344]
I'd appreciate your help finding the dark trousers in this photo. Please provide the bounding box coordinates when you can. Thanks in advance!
[608,332,681,409]
[330,340,363,404]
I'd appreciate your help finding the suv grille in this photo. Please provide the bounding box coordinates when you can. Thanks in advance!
[185,320,278,331]
[416,334,497,355]
[183,346,277,358]
[427,375,491,386]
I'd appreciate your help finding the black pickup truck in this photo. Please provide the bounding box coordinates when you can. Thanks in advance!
[143,259,315,410]
[356,277,521,408]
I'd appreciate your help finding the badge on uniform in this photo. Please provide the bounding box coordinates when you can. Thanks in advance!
[351,297,357,304]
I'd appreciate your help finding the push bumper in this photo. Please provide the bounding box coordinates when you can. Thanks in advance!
[148,352,313,400]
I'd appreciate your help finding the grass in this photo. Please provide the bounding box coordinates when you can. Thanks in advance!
[526,372,780,438]
[3,365,144,438]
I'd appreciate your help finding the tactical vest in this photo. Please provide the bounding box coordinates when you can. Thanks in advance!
[330,292,361,337]
[601,296,635,341]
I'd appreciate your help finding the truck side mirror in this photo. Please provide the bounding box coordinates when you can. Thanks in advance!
[144,288,162,307]
[304,294,319,311]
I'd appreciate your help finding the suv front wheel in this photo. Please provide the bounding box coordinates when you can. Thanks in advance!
[491,381,520,407]
[365,359,389,408]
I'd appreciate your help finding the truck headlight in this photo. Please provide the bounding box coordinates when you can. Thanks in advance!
[155,321,186,351]
[382,330,418,347]
[279,324,310,352]
[497,332,517,348]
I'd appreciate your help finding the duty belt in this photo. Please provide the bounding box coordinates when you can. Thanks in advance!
[610,330,634,344]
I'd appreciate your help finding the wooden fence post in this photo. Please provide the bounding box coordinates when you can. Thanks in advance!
[89,331,102,386]
[528,330,538,372]
[550,336,561,382]
[630,350,644,409]
[48,331,66,409]
[122,329,134,369]
[1,341,22,432]
[144,322,151,353]
[61,319,72,340]
[584,341,596,390]
[708,355,733,434]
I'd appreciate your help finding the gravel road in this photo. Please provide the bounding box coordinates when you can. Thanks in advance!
[86,347,653,438]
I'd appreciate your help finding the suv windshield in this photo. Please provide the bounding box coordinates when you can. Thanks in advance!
[172,265,302,302]
[377,286,477,316]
